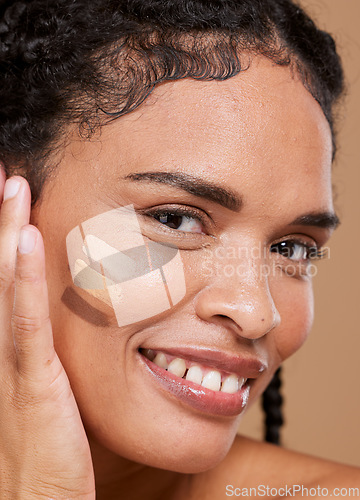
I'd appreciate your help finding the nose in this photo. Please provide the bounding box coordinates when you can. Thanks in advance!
[193,256,281,340]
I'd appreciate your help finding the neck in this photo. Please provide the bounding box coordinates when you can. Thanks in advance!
[88,436,191,500]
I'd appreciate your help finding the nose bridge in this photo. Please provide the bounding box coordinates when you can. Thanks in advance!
[197,240,281,339]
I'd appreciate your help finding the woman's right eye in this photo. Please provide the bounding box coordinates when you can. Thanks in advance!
[152,212,205,233]
[137,205,215,251]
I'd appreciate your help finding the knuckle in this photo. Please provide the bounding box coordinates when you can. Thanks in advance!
[11,364,66,409]
[7,384,41,410]
[11,313,50,335]
[16,266,43,284]
[0,373,35,411]
[10,388,42,410]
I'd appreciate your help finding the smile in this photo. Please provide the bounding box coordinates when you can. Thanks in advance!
[138,347,266,417]
[142,348,247,393]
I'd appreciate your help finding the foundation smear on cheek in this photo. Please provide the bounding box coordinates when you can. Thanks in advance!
[66,205,186,326]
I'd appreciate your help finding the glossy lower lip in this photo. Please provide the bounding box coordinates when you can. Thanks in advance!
[139,351,251,417]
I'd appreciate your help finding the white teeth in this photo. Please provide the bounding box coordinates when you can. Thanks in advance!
[168,358,187,378]
[185,365,203,385]
[153,352,168,370]
[146,350,247,393]
[238,377,246,390]
[201,370,221,391]
[221,374,239,394]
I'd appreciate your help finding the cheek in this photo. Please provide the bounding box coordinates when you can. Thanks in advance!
[66,206,187,327]
[273,280,314,362]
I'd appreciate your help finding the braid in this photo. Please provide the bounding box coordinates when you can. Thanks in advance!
[262,366,284,445]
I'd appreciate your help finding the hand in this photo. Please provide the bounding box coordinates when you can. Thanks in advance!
[0,172,95,499]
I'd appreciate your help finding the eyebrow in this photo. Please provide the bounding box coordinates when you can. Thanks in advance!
[290,212,340,231]
[123,171,340,231]
[123,171,242,212]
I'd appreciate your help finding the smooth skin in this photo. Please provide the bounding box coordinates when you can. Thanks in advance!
[0,56,359,499]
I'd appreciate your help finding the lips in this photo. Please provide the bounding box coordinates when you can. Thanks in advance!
[138,347,266,417]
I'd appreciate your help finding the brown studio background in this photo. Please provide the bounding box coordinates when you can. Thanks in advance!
[239,0,360,467]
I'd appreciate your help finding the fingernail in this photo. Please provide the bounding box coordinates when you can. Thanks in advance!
[4,177,21,201]
[18,228,37,254]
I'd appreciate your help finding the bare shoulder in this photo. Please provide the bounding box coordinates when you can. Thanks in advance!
[187,436,360,499]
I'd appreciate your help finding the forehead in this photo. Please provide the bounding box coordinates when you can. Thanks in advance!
[104,55,333,213]
[58,55,334,230]
[130,55,332,146]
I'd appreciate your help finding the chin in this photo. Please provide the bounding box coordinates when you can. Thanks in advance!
[87,408,241,474]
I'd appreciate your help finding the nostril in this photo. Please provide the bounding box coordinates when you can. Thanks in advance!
[214,314,244,335]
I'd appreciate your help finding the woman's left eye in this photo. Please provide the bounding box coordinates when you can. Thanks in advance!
[270,240,319,261]
[151,210,205,233]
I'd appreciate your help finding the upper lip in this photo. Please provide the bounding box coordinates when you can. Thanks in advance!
[140,346,267,379]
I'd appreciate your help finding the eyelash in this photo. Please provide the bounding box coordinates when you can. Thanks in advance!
[142,206,326,261]
[270,240,327,262]
[142,206,209,234]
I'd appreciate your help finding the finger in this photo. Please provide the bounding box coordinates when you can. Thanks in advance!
[0,177,31,355]
[12,224,55,377]
[0,177,31,288]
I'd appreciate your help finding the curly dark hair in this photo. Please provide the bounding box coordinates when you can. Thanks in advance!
[0,0,345,444]
[0,0,344,203]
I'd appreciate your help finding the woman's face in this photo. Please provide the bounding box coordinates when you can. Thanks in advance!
[31,56,335,472]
